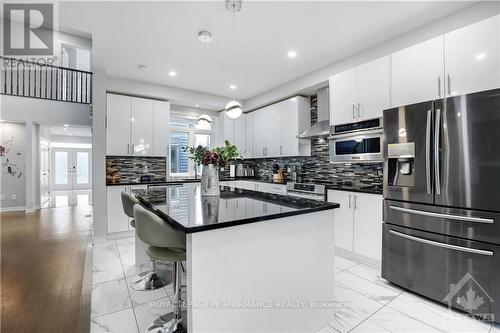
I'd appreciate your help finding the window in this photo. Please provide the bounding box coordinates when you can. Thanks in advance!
[168,114,214,177]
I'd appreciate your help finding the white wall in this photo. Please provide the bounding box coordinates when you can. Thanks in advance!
[0,122,27,210]
[244,1,500,110]
[1,95,91,126]
[106,76,229,111]
[25,122,40,213]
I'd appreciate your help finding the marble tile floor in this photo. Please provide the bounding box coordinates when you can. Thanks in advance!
[90,236,500,333]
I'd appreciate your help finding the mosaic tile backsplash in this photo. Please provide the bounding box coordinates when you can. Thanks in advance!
[106,156,167,183]
[246,95,383,186]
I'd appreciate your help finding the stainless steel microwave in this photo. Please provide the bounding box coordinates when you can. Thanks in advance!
[329,118,383,163]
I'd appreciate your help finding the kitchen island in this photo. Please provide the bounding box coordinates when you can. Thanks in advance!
[133,183,339,333]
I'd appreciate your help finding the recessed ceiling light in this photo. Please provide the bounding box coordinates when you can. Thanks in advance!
[138,65,147,72]
[168,71,177,77]
[63,124,69,127]
[195,104,199,107]
[287,50,297,58]
[475,53,486,60]
[63,127,67,131]
[69,133,73,136]
[229,84,237,90]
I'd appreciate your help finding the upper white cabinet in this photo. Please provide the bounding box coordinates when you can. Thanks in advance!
[330,56,390,125]
[106,94,131,155]
[218,113,248,157]
[130,97,154,156]
[356,56,391,120]
[106,93,170,157]
[234,116,246,156]
[245,113,254,158]
[330,69,357,125]
[253,96,311,158]
[391,15,500,106]
[444,15,500,96]
[391,36,445,107]
[153,101,170,157]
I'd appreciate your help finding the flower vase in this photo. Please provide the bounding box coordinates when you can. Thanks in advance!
[201,164,220,196]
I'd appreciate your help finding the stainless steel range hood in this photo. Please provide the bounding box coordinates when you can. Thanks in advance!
[297,86,330,139]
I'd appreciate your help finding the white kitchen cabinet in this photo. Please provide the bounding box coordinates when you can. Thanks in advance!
[327,189,383,263]
[244,113,254,158]
[130,97,154,156]
[107,185,129,233]
[107,94,170,157]
[330,69,357,125]
[356,56,390,120]
[153,100,170,157]
[106,94,131,155]
[330,57,389,125]
[253,104,277,158]
[235,180,257,191]
[253,96,310,158]
[234,115,246,157]
[352,192,383,262]
[327,190,354,252]
[445,15,500,96]
[391,36,445,107]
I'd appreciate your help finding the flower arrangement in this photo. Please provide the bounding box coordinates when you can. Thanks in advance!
[184,140,240,168]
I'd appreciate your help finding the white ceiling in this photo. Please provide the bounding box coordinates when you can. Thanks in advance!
[59,1,473,103]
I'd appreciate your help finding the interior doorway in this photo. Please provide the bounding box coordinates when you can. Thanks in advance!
[40,125,93,208]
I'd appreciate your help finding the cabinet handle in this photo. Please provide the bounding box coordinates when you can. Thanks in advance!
[354,195,357,209]
[348,194,352,209]
[280,145,283,155]
[357,103,361,119]
[447,74,451,95]
[131,144,135,154]
[437,76,441,97]
[352,104,356,119]
[127,143,130,155]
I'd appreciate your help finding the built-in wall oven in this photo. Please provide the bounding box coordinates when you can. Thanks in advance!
[329,118,383,163]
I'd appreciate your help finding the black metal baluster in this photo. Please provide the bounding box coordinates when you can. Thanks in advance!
[66,69,69,101]
[80,72,83,103]
[28,61,31,97]
[10,59,13,95]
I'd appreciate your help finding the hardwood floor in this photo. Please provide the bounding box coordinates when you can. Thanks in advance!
[1,206,93,333]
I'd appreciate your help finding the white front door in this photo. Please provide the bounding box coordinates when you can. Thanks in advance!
[52,148,92,190]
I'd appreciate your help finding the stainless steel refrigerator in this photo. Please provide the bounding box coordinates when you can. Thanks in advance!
[382,88,500,323]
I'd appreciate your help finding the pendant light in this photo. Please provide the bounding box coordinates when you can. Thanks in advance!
[224,0,243,119]
[224,100,242,119]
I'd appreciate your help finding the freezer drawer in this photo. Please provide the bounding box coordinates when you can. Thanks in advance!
[384,200,500,244]
[382,224,500,322]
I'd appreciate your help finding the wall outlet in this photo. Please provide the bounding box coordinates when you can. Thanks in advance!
[11,194,16,200]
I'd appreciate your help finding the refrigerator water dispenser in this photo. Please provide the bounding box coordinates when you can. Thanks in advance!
[387,142,415,187]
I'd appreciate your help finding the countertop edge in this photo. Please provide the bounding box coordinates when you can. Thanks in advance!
[154,202,340,234]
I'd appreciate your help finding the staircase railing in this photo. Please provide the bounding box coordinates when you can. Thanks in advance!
[1,56,92,104]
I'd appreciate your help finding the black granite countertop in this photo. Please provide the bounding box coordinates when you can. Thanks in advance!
[132,183,339,233]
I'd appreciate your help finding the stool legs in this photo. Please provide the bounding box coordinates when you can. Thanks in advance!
[131,258,166,291]
[145,261,184,333]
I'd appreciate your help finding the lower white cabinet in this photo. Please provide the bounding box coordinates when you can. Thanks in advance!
[107,185,147,234]
[327,189,383,263]
[223,180,287,195]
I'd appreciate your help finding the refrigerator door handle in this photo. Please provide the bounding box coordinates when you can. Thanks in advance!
[389,205,494,224]
[434,108,441,195]
[389,230,494,256]
[425,110,432,194]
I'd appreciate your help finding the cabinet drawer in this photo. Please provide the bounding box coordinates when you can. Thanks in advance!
[382,224,499,318]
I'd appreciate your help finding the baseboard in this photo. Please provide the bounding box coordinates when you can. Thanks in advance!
[106,230,134,240]
[0,206,27,213]
[25,205,41,214]
[335,247,381,270]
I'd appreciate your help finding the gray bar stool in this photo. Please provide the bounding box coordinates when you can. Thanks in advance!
[134,205,186,333]
[121,192,165,290]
